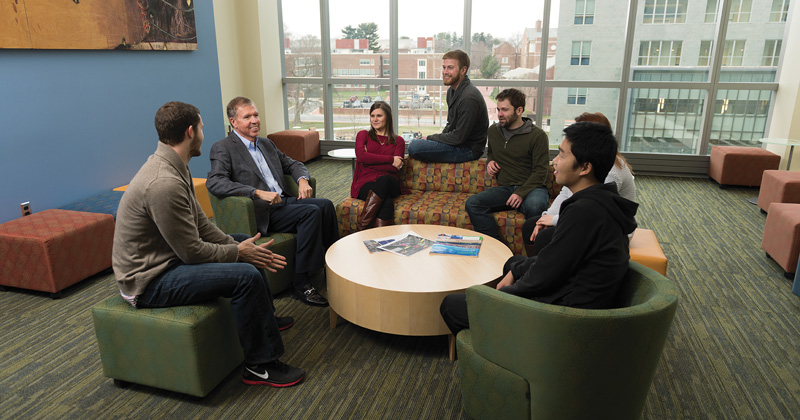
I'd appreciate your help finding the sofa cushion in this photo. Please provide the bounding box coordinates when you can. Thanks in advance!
[400,158,496,194]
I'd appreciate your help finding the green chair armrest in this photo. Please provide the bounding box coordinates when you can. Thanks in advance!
[209,177,316,236]
[282,175,317,198]
[209,195,258,236]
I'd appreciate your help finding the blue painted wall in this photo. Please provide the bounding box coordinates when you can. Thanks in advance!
[0,2,223,224]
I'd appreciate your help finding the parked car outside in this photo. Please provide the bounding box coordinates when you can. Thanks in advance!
[342,101,352,108]
[362,96,372,103]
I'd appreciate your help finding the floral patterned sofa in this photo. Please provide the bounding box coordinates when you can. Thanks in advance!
[336,157,561,255]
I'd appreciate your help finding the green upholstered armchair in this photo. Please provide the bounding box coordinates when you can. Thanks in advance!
[209,176,316,294]
[456,261,679,420]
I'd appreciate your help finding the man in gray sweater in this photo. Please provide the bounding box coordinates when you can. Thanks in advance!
[407,49,488,163]
[112,101,305,388]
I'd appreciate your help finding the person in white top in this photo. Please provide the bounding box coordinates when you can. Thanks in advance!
[522,112,637,255]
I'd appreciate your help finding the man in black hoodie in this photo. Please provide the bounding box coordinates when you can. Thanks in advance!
[440,122,639,336]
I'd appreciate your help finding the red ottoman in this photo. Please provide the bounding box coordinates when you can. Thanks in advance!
[708,146,780,188]
[761,203,800,278]
[0,209,115,298]
[757,170,800,213]
[267,130,320,162]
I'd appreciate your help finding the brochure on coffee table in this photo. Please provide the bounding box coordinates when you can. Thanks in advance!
[429,234,483,257]
[377,232,434,256]
[362,232,409,253]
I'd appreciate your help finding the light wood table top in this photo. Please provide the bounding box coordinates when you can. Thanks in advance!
[325,224,513,338]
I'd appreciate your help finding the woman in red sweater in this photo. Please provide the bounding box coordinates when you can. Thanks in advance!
[351,101,406,230]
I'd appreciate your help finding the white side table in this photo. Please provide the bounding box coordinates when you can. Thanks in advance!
[327,148,356,172]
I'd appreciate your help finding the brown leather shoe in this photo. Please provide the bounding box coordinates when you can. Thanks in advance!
[375,218,394,227]
[357,190,383,231]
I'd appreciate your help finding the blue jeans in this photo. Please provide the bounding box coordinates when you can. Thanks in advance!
[407,139,482,163]
[465,186,550,240]
[136,234,284,365]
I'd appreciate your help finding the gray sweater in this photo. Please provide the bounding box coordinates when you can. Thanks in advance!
[113,142,238,296]
[427,75,489,156]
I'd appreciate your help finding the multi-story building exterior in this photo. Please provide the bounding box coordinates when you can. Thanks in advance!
[552,0,787,152]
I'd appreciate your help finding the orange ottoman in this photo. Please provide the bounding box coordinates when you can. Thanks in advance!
[0,209,115,298]
[629,228,668,276]
[115,178,213,218]
[757,170,800,213]
[761,203,800,278]
[267,130,320,162]
[708,146,780,188]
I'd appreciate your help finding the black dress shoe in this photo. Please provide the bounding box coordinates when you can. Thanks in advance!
[276,316,294,331]
[292,283,329,307]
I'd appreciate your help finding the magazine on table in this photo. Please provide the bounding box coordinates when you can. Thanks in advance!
[362,232,410,253]
[375,231,434,256]
[429,234,483,257]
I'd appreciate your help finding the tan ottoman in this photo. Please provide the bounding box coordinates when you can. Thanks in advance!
[708,146,780,188]
[757,170,800,213]
[0,209,115,298]
[761,203,800,278]
[115,178,213,218]
[267,130,320,162]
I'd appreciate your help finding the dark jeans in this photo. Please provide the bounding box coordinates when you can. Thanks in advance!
[522,216,556,256]
[407,139,482,163]
[358,175,402,220]
[440,255,525,336]
[465,186,549,240]
[268,197,338,278]
[137,233,284,365]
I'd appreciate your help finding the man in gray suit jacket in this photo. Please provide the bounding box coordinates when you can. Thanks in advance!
[207,97,337,307]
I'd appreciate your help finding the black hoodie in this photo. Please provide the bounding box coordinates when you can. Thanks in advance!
[501,182,639,309]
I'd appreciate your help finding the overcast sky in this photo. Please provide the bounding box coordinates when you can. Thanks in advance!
[281,0,558,43]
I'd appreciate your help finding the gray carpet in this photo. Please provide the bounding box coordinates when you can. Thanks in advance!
[1,158,799,419]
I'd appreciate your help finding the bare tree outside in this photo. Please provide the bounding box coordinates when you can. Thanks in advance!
[284,33,323,126]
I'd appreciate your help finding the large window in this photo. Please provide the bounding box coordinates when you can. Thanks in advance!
[626,86,706,154]
[575,0,595,24]
[567,88,588,105]
[762,40,782,66]
[729,0,753,22]
[638,41,683,66]
[279,0,787,159]
[770,0,790,22]
[642,0,688,24]
[705,0,719,22]
[571,41,592,66]
[698,40,713,66]
[722,40,746,67]
[707,89,772,152]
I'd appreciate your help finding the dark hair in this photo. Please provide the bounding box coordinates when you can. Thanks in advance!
[442,49,470,71]
[562,121,618,184]
[368,101,397,145]
[574,112,633,173]
[495,88,526,112]
[154,101,200,146]
[226,96,255,120]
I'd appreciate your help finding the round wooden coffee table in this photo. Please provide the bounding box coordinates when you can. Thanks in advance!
[326,224,513,357]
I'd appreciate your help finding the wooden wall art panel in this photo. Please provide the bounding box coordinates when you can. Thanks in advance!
[0,0,197,50]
